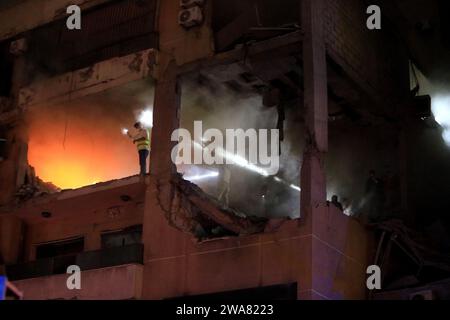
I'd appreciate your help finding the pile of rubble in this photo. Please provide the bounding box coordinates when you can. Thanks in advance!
[15,165,60,202]
[159,173,271,241]
[372,219,450,291]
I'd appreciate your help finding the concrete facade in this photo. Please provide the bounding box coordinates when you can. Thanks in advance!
[0,0,414,300]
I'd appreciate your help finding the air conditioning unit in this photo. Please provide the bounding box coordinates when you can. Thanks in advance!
[409,290,435,300]
[178,6,204,29]
[180,0,205,9]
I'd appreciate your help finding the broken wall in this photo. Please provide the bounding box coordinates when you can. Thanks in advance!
[326,119,400,218]
[141,176,374,300]
[26,79,154,189]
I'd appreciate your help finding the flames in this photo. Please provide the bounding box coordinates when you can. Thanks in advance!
[27,102,142,190]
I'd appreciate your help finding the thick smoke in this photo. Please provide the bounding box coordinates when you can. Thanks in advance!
[406,65,450,244]
[326,120,399,217]
[179,79,302,219]
[178,76,402,220]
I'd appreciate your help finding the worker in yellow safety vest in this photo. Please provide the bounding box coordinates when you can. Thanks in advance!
[127,122,151,177]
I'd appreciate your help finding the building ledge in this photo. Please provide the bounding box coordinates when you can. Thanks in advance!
[12,263,143,300]
[2,175,146,224]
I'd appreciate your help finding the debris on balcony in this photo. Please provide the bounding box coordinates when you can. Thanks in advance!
[15,165,60,202]
[161,173,271,240]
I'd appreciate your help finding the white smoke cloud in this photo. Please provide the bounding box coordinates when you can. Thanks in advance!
[432,95,450,146]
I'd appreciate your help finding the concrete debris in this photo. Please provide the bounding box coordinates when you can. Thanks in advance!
[15,165,60,202]
[373,219,450,289]
[162,174,269,240]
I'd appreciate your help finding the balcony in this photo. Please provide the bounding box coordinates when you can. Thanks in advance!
[12,263,143,300]
[6,243,143,281]
[5,244,143,300]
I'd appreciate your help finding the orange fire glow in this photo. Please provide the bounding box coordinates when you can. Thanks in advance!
[28,99,145,190]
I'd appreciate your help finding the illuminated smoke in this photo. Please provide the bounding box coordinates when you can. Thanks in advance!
[192,141,270,177]
[274,176,301,192]
[137,108,153,128]
[431,95,450,146]
[179,80,302,219]
[184,170,219,182]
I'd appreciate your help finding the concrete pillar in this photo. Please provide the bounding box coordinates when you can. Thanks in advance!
[0,215,24,265]
[141,59,187,299]
[149,59,180,179]
[300,0,328,215]
[142,58,183,256]
[0,38,29,205]
[11,38,30,189]
[85,229,101,251]
[10,40,29,103]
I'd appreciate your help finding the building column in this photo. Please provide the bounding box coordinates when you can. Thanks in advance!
[149,59,180,179]
[10,38,29,103]
[147,58,181,219]
[141,58,187,299]
[11,38,30,190]
[0,38,29,205]
[300,0,328,215]
[0,214,24,265]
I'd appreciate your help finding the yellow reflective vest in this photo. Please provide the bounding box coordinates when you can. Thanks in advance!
[134,129,151,151]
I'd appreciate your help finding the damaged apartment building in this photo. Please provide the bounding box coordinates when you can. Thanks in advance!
[1,0,450,300]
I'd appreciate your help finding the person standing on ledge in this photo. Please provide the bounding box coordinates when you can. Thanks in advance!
[127,121,151,179]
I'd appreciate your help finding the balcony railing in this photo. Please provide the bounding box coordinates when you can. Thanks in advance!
[5,243,143,281]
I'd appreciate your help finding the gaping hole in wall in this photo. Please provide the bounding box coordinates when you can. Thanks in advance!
[324,60,404,221]
[326,115,401,220]
[177,74,302,220]
[402,65,450,231]
[27,79,154,190]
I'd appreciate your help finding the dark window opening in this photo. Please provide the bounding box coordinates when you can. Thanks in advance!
[101,225,142,249]
[0,41,13,97]
[6,234,144,281]
[35,237,84,260]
